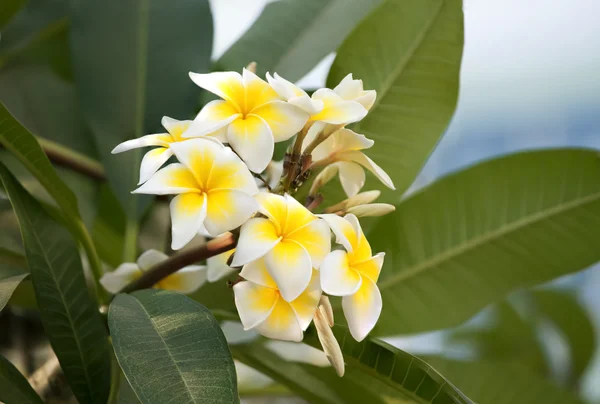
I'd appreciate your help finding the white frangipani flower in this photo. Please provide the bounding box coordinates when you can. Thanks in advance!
[111,116,191,184]
[133,138,259,250]
[183,68,309,173]
[232,193,331,302]
[319,214,385,342]
[266,72,324,114]
[100,250,206,294]
[333,73,377,111]
[206,249,236,282]
[234,260,321,342]
[305,128,395,196]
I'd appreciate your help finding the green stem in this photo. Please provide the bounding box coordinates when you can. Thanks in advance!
[36,137,105,181]
[76,219,108,303]
[122,218,139,262]
[107,353,122,404]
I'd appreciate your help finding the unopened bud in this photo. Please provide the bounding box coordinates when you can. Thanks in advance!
[245,61,257,73]
[314,307,345,377]
[324,190,381,213]
[309,164,339,196]
[319,296,334,327]
[346,203,395,217]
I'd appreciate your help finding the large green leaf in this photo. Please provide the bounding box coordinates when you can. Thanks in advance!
[327,0,464,200]
[533,289,596,385]
[0,355,43,404]
[424,357,584,404]
[109,289,239,404]
[217,0,381,81]
[70,0,213,218]
[0,163,111,404]
[370,149,600,335]
[304,325,472,403]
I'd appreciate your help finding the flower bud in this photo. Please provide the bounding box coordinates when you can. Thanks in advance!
[346,203,395,217]
[314,307,345,377]
[319,296,334,327]
[309,164,339,196]
[324,190,381,213]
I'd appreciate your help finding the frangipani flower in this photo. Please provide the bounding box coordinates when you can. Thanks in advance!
[319,214,385,342]
[267,73,367,125]
[232,193,331,302]
[111,116,191,184]
[234,259,321,341]
[133,139,259,250]
[206,249,236,282]
[306,128,395,196]
[333,74,377,111]
[100,250,206,294]
[184,69,309,173]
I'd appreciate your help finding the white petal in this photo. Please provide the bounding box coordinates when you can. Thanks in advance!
[161,116,190,134]
[320,250,362,296]
[286,219,331,269]
[332,73,363,99]
[265,160,284,189]
[183,100,241,138]
[138,147,173,184]
[281,193,316,235]
[227,115,274,173]
[337,161,366,197]
[204,189,259,236]
[310,89,367,125]
[301,121,326,153]
[265,240,312,302]
[170,192,207,250]
[290,270,322,330]
[231,218,281,267]
[353,252,385,283]
[355,90,376,111]
[132,163,200,195]
[111,133,171,154]
[136,249,168,271]
[255,192,287,228]
[342,151,395,190]
[207,249,236,282]
[99,263,141,294]
[209,147,260,195]
[251,101,309,142]
[256,298,304,342]
[266,341,330,367]
[233,281,278,330]
[332,129,374,152]
[266,72,323,114]
[157,265,207,294]
[317,214,356,253]
[346,203,396,218]
[239,258,278,289]
[189,71,244,109]
[342,276,382,342]
[243,68,280,109]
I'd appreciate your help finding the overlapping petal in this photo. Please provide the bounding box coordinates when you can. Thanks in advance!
[289,270,322,330]
[341,151,395,191]
[111,133,171,154]
[189,71,245,109]
[233,281,279,330]
[133,163,200,195]
[204,189,259,236]
[239,258,278,289]
[310,89,367,125]
[256,298,304,342]
[208,147,259,194]
[99,263,141,294]
[170,193,207,250]
[318,214,355,252]
[333,73,377,111]
[265,240,312,302]
[207,249,236,282]
[232,218,281,267]
[227,114,274,173]
[170,138,224,189]
[136,249,168,271]
[184,100,241,138]
[242,68,280,110]
[139,147,173,185]
[337,161,366,197]
[251,101,308,142]
[286,219,331,269]
[266,72,323,114]
[320,250,362,296]
[342,276,382,342]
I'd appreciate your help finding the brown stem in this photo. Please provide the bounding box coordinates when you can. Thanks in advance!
[119,233,237,294]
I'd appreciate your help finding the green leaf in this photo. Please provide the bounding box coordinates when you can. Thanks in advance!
[217,0,381,82]
[0,355,43,404]
[70,0,213,218]
[0,0,26,29]
[92,184,126,268]
[0,163,111,404]
[109,289,239,404]
[533,289,596,385]
[370,149,600,335]
[0,266,28,312]
[327,0,464,200]
[424,357,584,404]
[304,325,472,403]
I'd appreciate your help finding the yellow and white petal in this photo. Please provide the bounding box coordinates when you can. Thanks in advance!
[227,115,274,173]
[170,192,207,250]
[341,151,395,191]
[332,74,363,99]
[138,147,173,185]
[265,240,312,302]
[266,72,324,115]
[99,263,142,294]
[255,193,287,230]
[352,252,385,283]
[232,218,281,267]
[310,89,367,124]
[204,189,259,236]
[184,100,241,138]
[290,270,322,330]
[265,160,284,189]
[208,147,260,195]
[337,161,366,197]
[157,265,207,294]
[136,249,168,271]
[354,90,376,111]
[243,68,280,111]
[169,138,223,189]
[342,276,382,342]
[239,258,278,289]
[161,116,192,142]
[345,214,372,263]
[111,133,172,154]
[320,250,362,296]
[331,129,374,152]
[133,163,200,195]
[233,281,279,330]
[286,219,331,269]
[207,249,236,282]
[281,194,315,235]
[317,214,356,253]
[189,71,244,110]
[251,101,309,142]
[256,298,304,342]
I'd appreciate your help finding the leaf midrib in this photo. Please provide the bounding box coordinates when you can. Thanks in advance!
[379,190,600,290]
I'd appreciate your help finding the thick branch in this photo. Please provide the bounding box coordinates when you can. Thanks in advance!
[119,233,237,294]
[36,137,106,181]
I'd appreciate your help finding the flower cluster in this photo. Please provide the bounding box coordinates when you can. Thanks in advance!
[107,66,397,371]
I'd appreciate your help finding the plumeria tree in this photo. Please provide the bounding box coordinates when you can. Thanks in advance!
[0,0,599,403]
